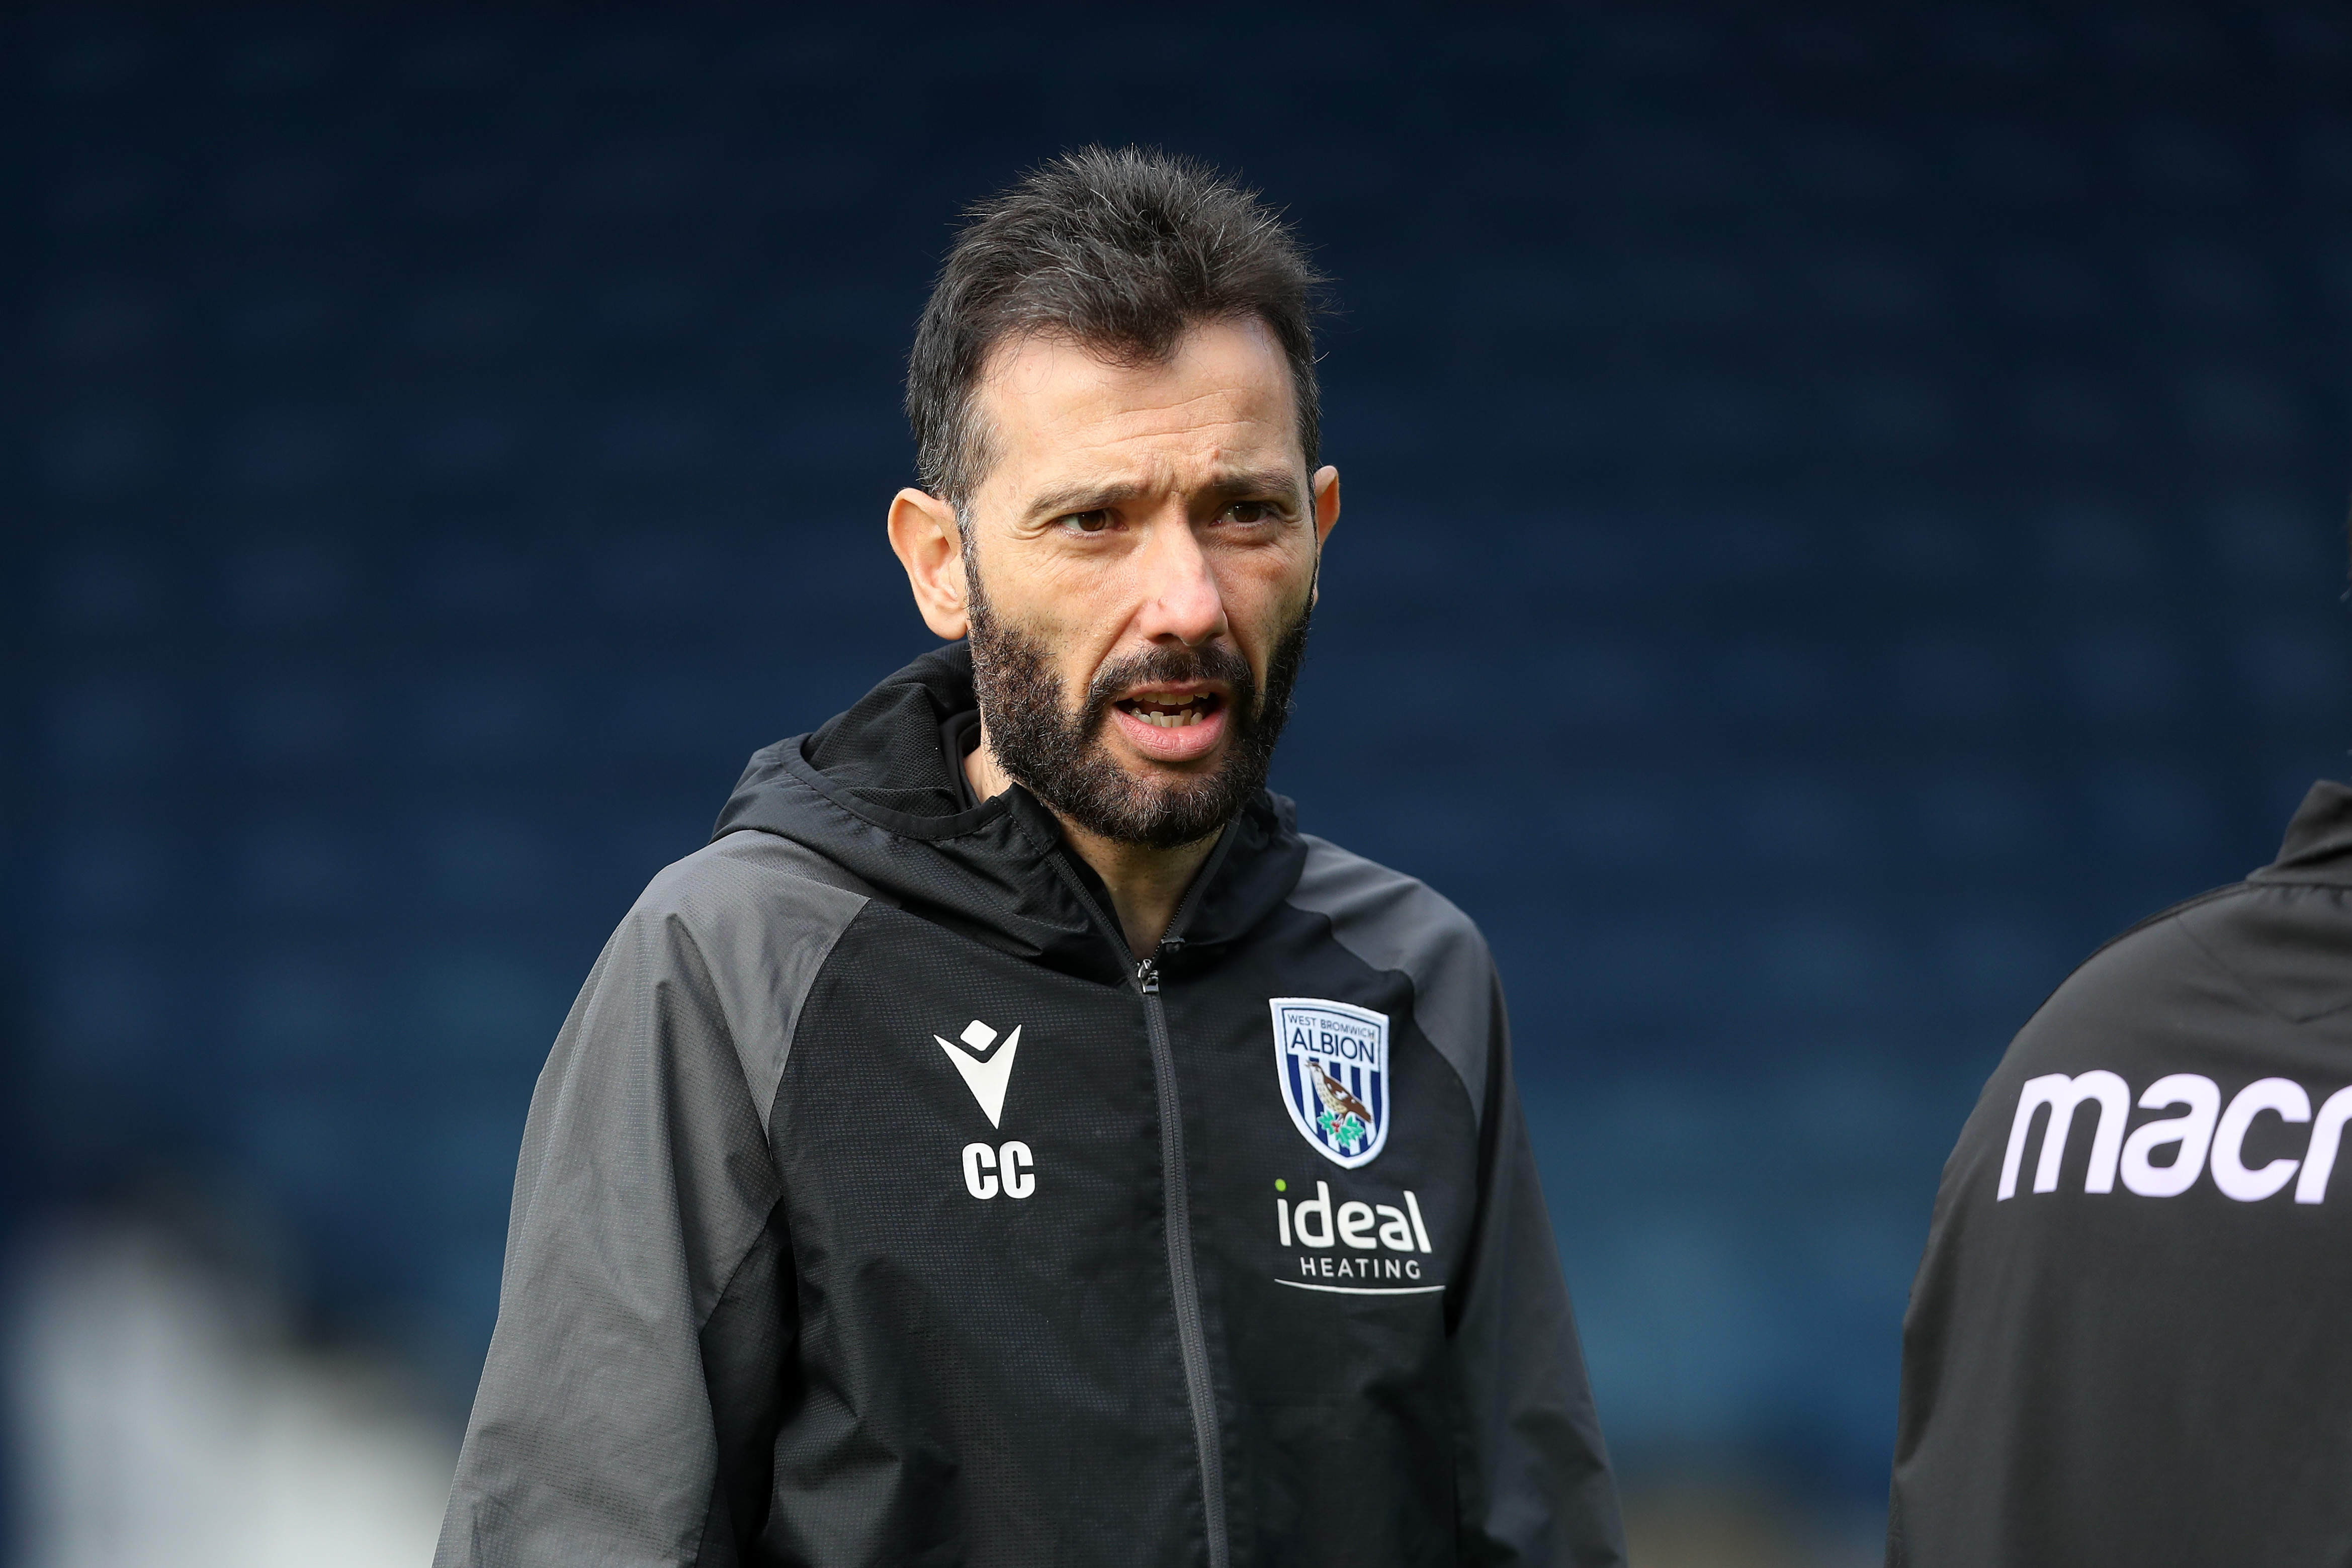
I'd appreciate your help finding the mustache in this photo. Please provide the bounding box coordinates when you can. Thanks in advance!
[1080,641,1259,729]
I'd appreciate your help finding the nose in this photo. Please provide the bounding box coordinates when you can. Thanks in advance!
[1131,517,1228,647]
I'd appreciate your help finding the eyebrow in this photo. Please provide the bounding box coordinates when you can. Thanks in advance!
[1022,469,1304,524]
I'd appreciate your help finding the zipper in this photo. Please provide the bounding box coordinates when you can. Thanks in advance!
[1136,948,1228,1568]
[1049,852,1229,1568]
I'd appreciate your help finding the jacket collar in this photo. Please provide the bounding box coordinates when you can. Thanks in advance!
[2249,779,2352,887]
[710,642,1307,983]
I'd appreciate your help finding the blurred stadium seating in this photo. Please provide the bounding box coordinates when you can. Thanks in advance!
[9,4,2350,1561]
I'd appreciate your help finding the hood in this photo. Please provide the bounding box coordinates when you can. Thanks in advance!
[711,641,1309,985]
[2251,778,2352,888]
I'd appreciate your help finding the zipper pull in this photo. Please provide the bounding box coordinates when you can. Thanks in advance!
[1136,958,1160,994]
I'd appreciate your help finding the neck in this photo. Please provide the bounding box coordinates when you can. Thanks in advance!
[964,726,1219,960]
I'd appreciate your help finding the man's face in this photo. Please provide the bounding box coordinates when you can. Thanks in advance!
[957,318,1337,848]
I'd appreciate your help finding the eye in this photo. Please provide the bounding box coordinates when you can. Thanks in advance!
[1224,500,1279,525]
[1059,509,1113,534]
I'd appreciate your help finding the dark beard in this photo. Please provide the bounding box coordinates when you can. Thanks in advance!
[965,554,1312,851]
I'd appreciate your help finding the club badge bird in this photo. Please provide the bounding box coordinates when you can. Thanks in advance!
[1306,1059,1374,1153]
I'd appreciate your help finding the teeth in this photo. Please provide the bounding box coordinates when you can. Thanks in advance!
[1118,692,1216,729]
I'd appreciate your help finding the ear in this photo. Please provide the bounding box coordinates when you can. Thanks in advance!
[888,487,970,640]
[1310,465,1341,548]
[1308,464,1341,605]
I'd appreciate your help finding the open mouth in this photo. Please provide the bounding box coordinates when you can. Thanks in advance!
[1114,690,1224,729]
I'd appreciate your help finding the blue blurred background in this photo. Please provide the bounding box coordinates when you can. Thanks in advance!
[9,4,2351,1562]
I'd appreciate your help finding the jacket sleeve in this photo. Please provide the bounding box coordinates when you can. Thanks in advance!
[432,883,797,1568]
[1449,973,1628,1568]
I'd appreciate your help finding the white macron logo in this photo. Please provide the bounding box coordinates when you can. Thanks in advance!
[1999,1070,2352,1204]
[936,1018,1022,1128]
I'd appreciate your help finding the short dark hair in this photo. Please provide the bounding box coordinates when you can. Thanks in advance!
[907,146,1327,508]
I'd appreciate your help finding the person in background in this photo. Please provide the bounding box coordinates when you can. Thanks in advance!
[433,146,1624,1567]
[1889,691,2352,1563]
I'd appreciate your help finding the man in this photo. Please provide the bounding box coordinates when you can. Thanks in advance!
[433,147,1624,1566]
[1889,779,2352,1564]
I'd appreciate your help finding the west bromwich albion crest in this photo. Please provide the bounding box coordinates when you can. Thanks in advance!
[1270,997,1391,1169]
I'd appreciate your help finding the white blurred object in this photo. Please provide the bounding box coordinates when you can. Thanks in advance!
[8,1224,458,1568]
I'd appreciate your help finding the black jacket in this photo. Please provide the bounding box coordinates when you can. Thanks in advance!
[1890,780,2352,1567]
[435,644,1625,1567]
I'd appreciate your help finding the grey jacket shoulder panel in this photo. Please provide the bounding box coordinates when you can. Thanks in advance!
[1286,834,1496,1130]
[648,832,875,1123]
[709,825,892,902]
[437,837,875,1568]
[439,882,779,1567]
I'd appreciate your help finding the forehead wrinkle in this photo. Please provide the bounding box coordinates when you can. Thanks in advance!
[989,387,1277,488]
[1094,379,1287,420]
[1036,398,1299,474]
[1043,396,1290,461]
